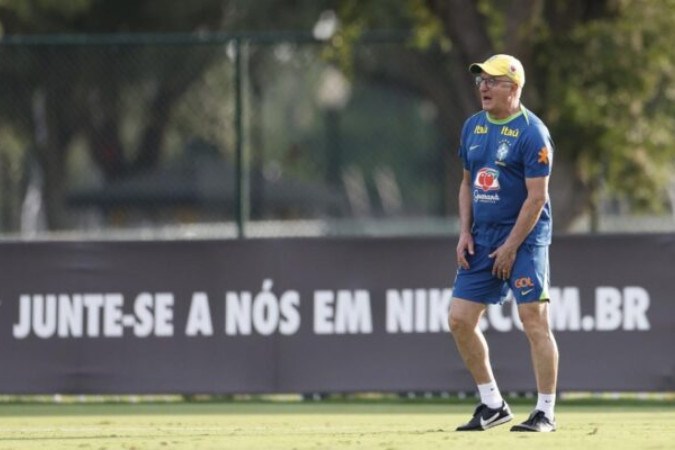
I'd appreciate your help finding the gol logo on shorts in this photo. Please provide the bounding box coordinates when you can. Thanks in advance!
[514,277,534,288]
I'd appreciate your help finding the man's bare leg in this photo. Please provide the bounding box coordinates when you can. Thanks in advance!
[449,297,513,431]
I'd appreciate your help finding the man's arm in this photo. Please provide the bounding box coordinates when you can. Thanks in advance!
[489,175,549,279]
[456,169,474,269]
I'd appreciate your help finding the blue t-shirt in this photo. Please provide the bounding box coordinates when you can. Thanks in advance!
[458,105,554,246]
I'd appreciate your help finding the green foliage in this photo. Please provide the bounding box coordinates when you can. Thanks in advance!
[0,0,672,229]
[330,0,415,74]
[538,0,675,211]
[406,0,450,52]
[475,0,507,51]
[340,0,675,214]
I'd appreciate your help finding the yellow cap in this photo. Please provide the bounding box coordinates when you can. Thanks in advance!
[469,54,525,87]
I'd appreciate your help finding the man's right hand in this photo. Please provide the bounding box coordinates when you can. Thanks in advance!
[456,232,474,270]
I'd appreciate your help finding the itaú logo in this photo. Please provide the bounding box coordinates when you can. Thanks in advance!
[474,168,500,191]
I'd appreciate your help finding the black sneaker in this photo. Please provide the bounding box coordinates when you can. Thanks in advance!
[510,410,557,432]
[456,402,513,431]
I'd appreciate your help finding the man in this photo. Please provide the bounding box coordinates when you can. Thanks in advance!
[449,54,559,432]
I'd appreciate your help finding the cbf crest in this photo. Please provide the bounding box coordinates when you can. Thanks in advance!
[495,141,510,166]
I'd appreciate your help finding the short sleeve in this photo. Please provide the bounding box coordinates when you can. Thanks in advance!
[522,123,553,178]
[458,120,470,170]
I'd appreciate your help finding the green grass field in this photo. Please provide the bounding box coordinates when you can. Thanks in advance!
[0,400,673,449]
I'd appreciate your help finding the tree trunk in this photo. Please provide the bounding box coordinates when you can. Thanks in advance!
[33,87,71,230]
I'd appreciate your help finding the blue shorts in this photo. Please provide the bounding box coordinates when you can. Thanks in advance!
[452,243,550,305]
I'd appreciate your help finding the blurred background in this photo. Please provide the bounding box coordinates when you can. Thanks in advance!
[0,0,674,240]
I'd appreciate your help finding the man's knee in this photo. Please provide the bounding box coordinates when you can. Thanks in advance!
[448,298,483,334]
[448,310,469,333]
[519,304,552,340]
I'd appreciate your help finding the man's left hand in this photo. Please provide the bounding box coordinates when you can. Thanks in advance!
[489,244,518,280]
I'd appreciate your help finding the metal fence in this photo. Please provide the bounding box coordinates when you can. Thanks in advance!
[0,32,672,240]
[0,32,453,240]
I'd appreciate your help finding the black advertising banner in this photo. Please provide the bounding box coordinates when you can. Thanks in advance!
[0,234,672,394]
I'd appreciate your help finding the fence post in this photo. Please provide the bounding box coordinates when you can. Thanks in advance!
[233,37,249,238]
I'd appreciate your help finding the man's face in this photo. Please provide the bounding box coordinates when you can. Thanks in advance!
[475,72,518,118]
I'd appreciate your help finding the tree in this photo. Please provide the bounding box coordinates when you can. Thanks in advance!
[2,0,673,231]
[0,0,235,228]
[335,0,675,229]
[536,0,675,225]
[0,0,347,230]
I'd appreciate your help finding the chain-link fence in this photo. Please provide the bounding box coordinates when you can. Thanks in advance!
[0,33,673,240]
[0,32,461,240]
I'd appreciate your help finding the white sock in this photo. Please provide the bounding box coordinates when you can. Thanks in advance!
[536,393,556,420]
[477,381,503,409]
